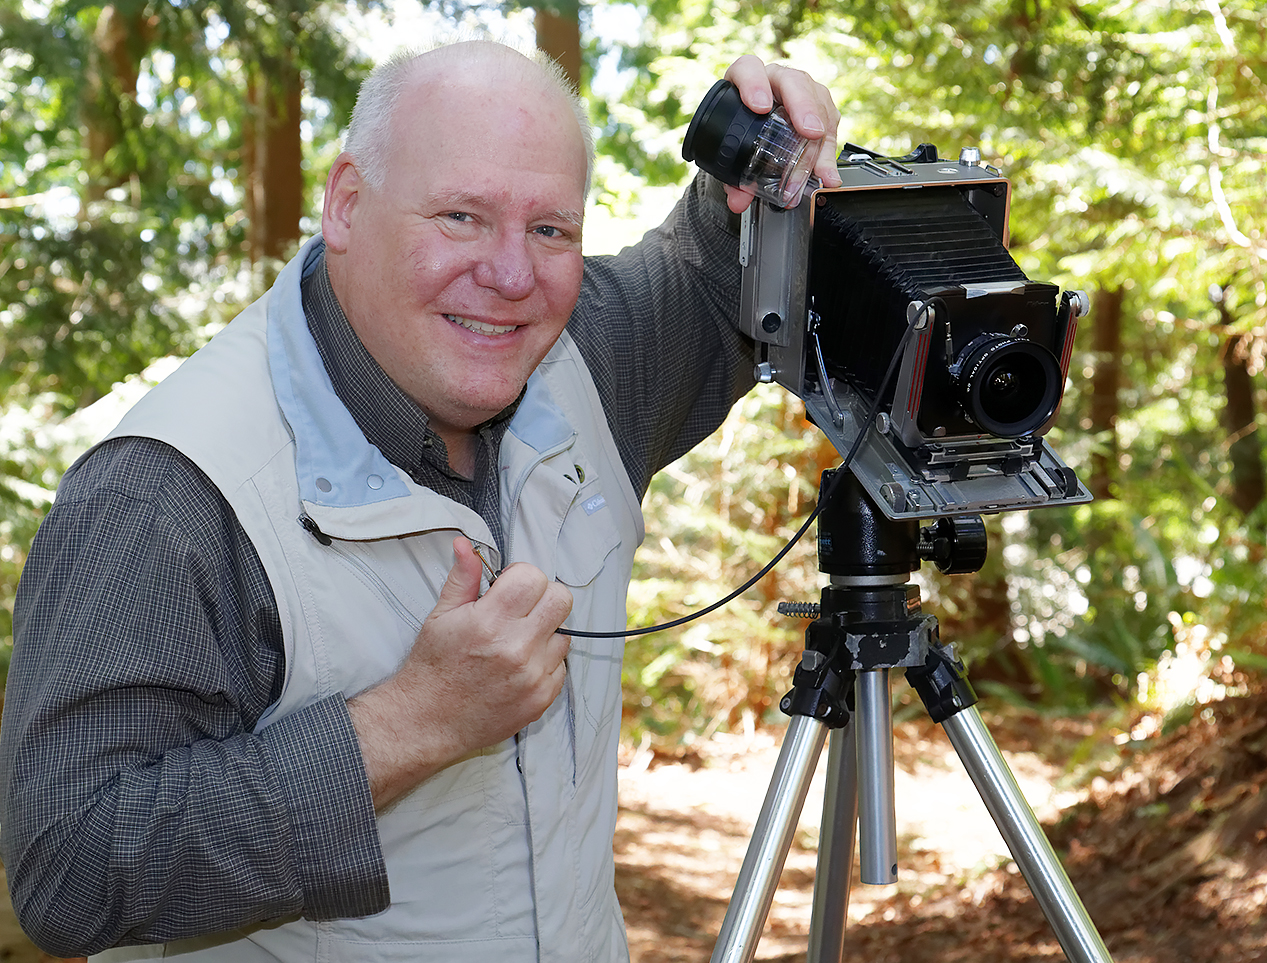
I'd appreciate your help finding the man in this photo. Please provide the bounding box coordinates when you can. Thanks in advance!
[0,40,840,962]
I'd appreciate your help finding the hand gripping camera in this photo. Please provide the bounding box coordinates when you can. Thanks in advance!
[685,84,1092,521]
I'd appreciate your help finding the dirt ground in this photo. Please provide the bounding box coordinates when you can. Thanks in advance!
[616,693,1267,963]
[1,692,1264,963]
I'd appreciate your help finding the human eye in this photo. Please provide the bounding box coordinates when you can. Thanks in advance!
[531,220,580,246]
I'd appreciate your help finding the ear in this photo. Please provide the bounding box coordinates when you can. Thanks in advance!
[321,152,363,254]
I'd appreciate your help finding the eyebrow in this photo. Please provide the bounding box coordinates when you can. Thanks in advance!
[428,190,583,227]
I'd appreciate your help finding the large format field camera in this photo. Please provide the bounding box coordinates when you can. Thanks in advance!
[736,139,1092,520]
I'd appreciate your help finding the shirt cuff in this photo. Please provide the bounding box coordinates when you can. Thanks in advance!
[259,695,389,919]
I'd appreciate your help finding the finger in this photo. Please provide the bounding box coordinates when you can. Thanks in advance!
[807,135,842,189]
[723,183,757,214]
[479,561,556,621]
[764,64,831,138]
[430,537,485,618]
[728,60,842,189]
[722,54,774,113]
[547,653,568,696]
[526,582,574,645]
[764,66,841,184]
[805,91,842,187]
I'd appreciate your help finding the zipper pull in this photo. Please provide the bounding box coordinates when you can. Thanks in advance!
[298,513,332,546]
[473,546,500,586]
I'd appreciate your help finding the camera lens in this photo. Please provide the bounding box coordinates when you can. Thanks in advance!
[683,79,814,208]
[954,336,1062,438]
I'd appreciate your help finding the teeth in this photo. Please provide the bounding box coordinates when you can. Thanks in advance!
[446,314,518,336]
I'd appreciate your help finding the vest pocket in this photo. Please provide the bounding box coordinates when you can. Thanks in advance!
[552,477,622,588]
[365,741,536,938]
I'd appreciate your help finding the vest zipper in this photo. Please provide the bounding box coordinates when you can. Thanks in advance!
[298,513,332,546]
[332,545,423,631]
[297,515,424,631]
[501,441,575,568]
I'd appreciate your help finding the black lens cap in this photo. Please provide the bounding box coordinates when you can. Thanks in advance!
[682,79,766,186]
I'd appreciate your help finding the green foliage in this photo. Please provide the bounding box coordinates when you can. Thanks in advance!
[604,0,1267,735]
[0,0,373,661]
[2,0,1266,743]
[624,384,825,746]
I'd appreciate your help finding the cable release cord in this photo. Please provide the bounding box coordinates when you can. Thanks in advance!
[566,304,928,640]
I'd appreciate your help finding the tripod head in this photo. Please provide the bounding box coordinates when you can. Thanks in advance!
[816,466,989,580]
[780,468,986,719]
[780,467,985,883]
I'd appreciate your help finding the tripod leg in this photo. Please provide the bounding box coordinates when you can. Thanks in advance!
[943,707,1114,963]
[855,669,898,884]
[711,714,829,963]
[807,723,859,963]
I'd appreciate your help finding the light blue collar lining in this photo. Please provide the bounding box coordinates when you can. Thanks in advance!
[267,237,412,508]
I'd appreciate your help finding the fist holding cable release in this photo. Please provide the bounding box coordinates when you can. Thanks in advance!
[347,536,573,809]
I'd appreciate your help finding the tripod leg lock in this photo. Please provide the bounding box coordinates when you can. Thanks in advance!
[780,650,854,728]
[906,642,978,723]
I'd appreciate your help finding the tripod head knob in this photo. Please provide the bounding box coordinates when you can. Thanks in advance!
[918,515,988,574]
[777,601,821,619]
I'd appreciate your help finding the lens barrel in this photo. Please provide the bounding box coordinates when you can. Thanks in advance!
[953,336,1062,438]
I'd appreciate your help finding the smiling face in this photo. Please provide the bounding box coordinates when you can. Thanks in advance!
[322,47,588,468]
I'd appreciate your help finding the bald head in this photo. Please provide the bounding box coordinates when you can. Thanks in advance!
[344,40,595,198]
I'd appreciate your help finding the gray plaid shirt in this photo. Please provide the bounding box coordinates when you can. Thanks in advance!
[1,174,752,955]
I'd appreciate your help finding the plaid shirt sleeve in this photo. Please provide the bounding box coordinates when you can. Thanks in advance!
[0,437,387,957]
[570,173,755,498]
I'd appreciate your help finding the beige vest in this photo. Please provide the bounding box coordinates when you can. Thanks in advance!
[93,239,644,963]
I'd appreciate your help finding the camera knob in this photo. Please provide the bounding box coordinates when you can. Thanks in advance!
[919,515,988,574]
[754,361,775,383]
[959,147,982,166]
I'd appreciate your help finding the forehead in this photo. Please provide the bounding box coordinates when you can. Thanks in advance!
[385,58,586,193]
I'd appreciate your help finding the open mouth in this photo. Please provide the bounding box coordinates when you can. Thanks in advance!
[446,314,518,336]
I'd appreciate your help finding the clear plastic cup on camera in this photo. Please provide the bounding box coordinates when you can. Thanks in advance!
[743,106,815,208]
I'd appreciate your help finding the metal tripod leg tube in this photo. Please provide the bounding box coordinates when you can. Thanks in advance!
[807,723,859,963]
[855,669,898,884]
[943,706,1113,963]
[710,714,829,963]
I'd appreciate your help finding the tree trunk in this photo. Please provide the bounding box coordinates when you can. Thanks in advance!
[534,1,582,90]
[82,4,149,205]
[1216,289,1265,519]
[245,59,304,285]
[1089,286,1123,500]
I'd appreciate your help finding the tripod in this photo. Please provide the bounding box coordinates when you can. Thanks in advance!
[710,469,1113,963]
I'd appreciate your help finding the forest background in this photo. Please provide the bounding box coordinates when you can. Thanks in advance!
[1,0,1265,757]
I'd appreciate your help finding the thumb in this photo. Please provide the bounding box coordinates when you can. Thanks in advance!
[430,536,485,618]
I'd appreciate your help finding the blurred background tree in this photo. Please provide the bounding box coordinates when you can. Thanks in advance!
[1,0,1263,748]
[604,0,1267,744]
[0,0,376,681]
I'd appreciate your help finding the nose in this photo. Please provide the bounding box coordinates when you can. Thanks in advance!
[473,231,535,301]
